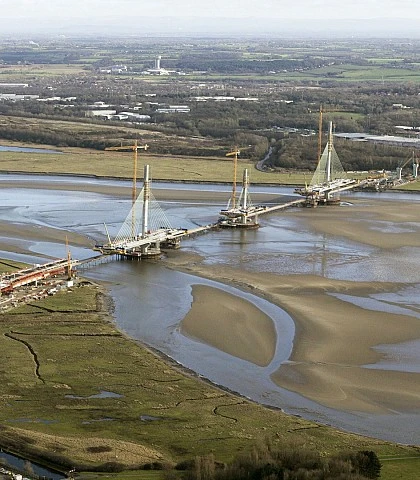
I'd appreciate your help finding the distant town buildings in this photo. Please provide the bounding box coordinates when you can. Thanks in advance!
[99,64,128,74]
[142,55,187,76]
[156,105,190,113]
[392,103,411,109]
[0,93,39,100]
[0,92,76,102]
[96,55,187,76]
[119,112,152,121]
[86,109,117,119]
[0,83,29,88]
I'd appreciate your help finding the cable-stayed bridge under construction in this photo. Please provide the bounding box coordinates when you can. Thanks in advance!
[294,121,357,206]
[94,125,360,259]
[2,122,417,299]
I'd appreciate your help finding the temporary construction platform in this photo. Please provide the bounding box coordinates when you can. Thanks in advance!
[0,258,72,296]
[219,149,260,228]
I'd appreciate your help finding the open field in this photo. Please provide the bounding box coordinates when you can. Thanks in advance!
[2,140,420,191]
[0,115,169,142]
[296,64,420,82]
[1,280,419,479]
[187,65,420,83]
[394,179,420,191]
[0,64,87,77]
[0,147,274,183]
[0,139,305,184]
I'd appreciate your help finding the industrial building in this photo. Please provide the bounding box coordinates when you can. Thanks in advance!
[144,55,170,75]
[156,105,190,113]
[335,132,420,149]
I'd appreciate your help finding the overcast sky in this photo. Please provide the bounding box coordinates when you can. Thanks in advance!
[1,0,419,20]
[1,0,419,36]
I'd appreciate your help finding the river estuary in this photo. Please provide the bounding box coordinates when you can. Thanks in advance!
[1,173,420,446]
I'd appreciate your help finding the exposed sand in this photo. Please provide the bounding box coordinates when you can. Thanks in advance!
[292,199,420,249]
[0,178,279,204]
[180,284,277,367]
[164,196,420,413]
[169,257,420,413]
[0,220,94,254]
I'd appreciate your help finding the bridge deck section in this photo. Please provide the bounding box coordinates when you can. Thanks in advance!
[247,198,306,217]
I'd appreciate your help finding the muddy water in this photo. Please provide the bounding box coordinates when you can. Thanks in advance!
[1,174,420,444]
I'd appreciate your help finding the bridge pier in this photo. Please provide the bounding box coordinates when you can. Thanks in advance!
[219,168,260,228]
[118,247,162,260]
[219,212,259,228]
[133,241,162,259]
[305,193,320,207]
[161,237,182,249]
[325,190,341,205]
[304,189,343,207]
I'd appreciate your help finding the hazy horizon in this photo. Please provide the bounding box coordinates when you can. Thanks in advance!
[1,0,420,38]
[1,16,420,38]
[2,0,419,20]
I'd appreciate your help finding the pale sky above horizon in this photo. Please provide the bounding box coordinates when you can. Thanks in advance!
[1,0,419,21]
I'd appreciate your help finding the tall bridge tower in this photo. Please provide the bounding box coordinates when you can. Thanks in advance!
[295,121,356,206]
[97,164,186,258]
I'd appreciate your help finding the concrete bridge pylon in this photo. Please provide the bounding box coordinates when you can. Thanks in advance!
[295,121,357,206]
[310,121,347,187]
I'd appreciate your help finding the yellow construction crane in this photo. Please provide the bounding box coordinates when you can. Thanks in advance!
[317,105,347,164]
[226,147,240,209]
[105,141,149,205]
[105,141,149,238]
[317,105,323,165]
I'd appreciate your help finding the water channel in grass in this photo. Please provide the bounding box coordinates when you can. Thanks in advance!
[0,450,65,479]
[0,145,63,154]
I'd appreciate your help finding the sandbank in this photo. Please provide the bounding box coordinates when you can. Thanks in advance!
[180,284,277,367]
[0,220,93,253]
[0,178,281,204]
[166,251,420,414]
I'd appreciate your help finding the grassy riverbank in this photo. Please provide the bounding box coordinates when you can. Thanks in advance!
[1,140,420,191]
[0,142,289,184]
[0,277,419,479]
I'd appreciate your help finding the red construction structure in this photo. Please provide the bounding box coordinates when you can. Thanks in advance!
[0,258,71,296]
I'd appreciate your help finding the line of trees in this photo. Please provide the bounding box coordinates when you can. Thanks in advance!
[173,444,381,480]
[269,135,411,172]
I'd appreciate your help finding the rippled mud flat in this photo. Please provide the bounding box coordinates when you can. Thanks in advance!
[186,196,420,282]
